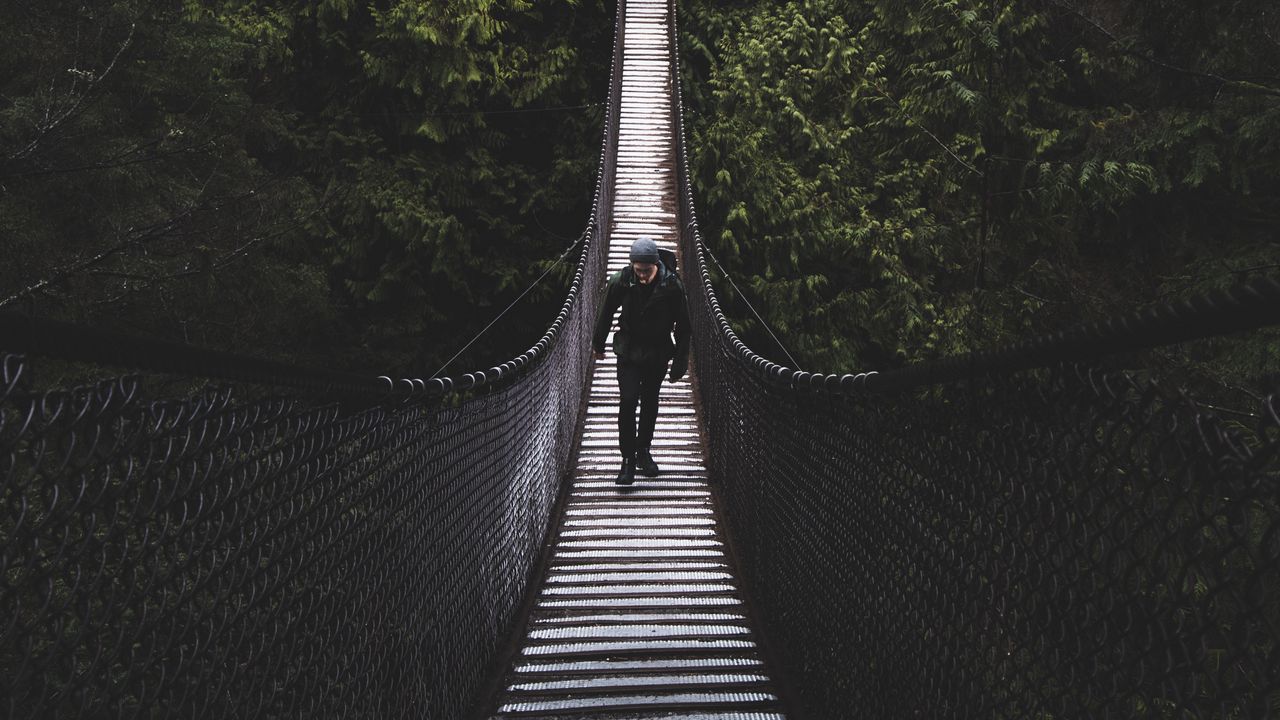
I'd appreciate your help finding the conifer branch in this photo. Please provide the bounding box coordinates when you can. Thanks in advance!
[870,81,982,176]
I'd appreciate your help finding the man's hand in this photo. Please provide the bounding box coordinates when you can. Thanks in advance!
[668,357,687,383]
[593,350,605,361]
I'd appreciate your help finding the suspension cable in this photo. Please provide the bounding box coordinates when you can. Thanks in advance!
[697,238,801,368]
[429,235,584,380]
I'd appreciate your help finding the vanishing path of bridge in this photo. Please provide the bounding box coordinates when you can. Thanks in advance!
[2,0,1279,719]
[487,0,784,716]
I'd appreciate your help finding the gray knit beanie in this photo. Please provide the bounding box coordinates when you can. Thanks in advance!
[629,237,660,264]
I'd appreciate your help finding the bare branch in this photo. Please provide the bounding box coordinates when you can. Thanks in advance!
[1228,262,1280,275]
[8,22,137,162]
[92,232,286,309]
[2,243,124,308]
[1013,284,1059,304]
[0,214,184,309]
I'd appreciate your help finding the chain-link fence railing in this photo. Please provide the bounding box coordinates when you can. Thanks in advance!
[1,353,564,719]
[669,1,1280,716]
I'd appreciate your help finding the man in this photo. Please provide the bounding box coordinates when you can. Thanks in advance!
[592,236,691,485]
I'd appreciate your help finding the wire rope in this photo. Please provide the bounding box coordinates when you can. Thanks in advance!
[429,236,584,379]
[697,238,801,368]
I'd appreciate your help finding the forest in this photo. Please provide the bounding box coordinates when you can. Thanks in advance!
[679,0,1280,388]
[2,0,1277,388]
[1,0,611,378]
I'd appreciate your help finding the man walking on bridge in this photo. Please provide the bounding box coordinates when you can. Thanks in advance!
[593,237,691,486]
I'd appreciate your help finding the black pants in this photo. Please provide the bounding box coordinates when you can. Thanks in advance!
[617,360,666,459]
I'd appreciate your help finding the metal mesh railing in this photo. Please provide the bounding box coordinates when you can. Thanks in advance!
[692,351,1280,719]
[1,360,564,719]
[0,4,626,719]
[668,1,1280,717]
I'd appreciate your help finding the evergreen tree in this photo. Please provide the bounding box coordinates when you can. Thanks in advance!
[0,0,611,377]
[680,0,1280,380]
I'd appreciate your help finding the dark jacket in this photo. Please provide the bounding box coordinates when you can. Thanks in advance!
[593,251,691,377]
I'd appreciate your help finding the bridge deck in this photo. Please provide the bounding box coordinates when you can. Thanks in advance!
[487,1,786,717]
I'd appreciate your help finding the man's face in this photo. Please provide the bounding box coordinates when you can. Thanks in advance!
[632,261,657,285]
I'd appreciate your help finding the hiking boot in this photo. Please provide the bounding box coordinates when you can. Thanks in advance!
[615,459,635,486]
[636,448,659,477]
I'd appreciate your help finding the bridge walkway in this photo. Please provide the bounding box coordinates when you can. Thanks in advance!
[486,0,787,717]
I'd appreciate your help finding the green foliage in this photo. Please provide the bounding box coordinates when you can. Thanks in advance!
[680,0,1280,380]
[0,0,610,376]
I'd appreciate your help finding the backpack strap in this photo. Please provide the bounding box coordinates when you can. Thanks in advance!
[657,247,678,272]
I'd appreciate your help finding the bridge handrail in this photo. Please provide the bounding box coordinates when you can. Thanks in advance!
[0,310,390,397]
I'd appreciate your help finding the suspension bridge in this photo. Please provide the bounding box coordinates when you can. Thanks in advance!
[3,0,1279,718]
